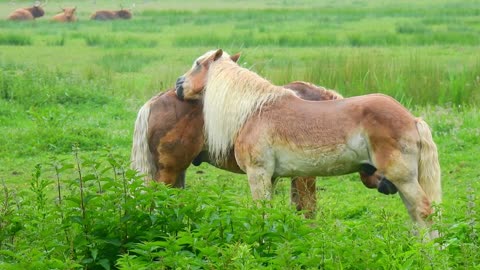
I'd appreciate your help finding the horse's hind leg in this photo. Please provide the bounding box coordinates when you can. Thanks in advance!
[291,177,316,218]
[396,181,432,227]
[395,179,437,240]
[377,151,433,229]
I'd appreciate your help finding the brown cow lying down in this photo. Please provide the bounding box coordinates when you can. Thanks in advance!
[90,9,132,20]
[7,3,45,21]
[52,7,77,22]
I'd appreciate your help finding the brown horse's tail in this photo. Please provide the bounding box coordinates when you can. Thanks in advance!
[416,118,442,205]
[131,101,156,182]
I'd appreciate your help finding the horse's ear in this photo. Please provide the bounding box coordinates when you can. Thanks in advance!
[230,53,241,63]
[213,49,223,61]
[206,49,223,65]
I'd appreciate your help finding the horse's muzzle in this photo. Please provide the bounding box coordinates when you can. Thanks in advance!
[175,76,185,100]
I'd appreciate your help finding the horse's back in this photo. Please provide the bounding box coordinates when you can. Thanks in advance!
[341,94,418,138]
[290,93,416,130]
[344,93,410,112]
[147,90,202,138]
[285,81,343,101]
[238,93,417,154]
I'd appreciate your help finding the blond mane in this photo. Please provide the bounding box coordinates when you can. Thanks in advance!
[203,59,294,162]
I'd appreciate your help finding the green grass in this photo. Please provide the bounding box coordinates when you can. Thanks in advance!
[97,52,159,72]
[0,32,32,46]
[83,34,158,48]
[0,0,479,268]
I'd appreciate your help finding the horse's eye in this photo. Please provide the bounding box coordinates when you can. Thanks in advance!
[196,61,200,66]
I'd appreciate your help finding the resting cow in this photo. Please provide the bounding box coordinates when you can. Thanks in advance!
[52,7,77,22]
[90,9,132,20]
[7,1,45,21]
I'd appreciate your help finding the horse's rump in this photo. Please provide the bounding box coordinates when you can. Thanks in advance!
[131,90,204,184]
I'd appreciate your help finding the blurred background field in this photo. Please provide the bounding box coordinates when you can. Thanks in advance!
[0,0,479,269]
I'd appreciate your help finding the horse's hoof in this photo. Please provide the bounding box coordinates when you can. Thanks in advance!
[378,178,398,195]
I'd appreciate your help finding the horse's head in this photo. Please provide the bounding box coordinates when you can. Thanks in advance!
[175,49,240,101]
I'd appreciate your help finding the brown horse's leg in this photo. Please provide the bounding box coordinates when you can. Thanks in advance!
[174,170,186,188]
[373,148,433,233]
[154,167,181,187]
[291,177,316,219]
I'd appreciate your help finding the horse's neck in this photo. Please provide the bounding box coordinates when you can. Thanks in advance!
[215,62,287,95]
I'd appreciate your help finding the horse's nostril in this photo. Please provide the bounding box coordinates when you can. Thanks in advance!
[175,76,185,100]
[176,76,185,86]
[175,86,184,100]
[175,78,183,90]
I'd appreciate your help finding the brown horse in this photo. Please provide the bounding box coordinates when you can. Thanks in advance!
[7,1,45,21]
[52,7,77,22]
[131,54,346,217]
[174,49,442,237]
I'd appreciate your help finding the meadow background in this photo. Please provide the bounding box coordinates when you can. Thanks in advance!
[0,0,479,269]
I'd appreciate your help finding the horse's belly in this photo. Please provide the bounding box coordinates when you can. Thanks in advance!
[272,141,369,177]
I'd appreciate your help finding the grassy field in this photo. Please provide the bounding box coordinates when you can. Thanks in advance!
[0,0,479,269]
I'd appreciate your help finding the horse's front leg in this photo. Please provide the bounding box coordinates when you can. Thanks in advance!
[246,167,273,201]
[234,127,275,202]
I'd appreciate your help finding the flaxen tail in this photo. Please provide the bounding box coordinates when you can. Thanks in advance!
[131,101,156,182]
[416,118,442,204]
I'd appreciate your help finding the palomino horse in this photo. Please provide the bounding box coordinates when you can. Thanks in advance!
[174,49,442,236]
[131,65,345,217]
[132,51,396,217]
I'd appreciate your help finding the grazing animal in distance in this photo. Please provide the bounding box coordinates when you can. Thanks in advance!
[90,9,132,20]
[52,7,77,22]
[7,1,45,21]
[175,49,442,238]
